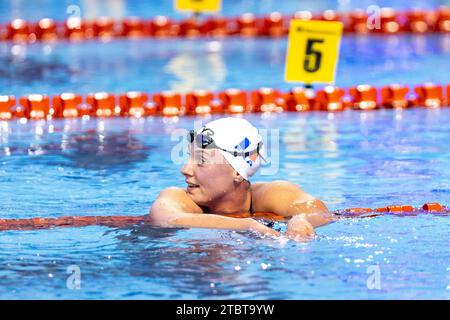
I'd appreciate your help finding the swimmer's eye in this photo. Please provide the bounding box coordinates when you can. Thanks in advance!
[191,151,206,164]
[199,154,207,164]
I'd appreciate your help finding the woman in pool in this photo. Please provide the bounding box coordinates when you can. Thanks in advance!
[149,117,333,240]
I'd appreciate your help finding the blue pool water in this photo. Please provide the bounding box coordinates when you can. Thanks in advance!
[0,0,449,299]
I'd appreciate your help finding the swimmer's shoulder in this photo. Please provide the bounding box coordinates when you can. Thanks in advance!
[150,187,203,215]
[250,180,314,214]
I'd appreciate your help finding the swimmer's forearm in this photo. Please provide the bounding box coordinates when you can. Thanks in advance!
[300,211,336,228]
[287,199,334,228]
[168,213,280,237]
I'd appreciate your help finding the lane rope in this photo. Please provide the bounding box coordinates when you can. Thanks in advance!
[1,83,449,120]
[0,202,447,232]
[1,7,449,43]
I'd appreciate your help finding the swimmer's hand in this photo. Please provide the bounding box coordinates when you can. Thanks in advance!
[247,219,281,238]
[167,214,281,238]
[285,215,316,241]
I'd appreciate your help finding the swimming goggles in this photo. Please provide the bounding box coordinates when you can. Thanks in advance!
[187,128,266,160]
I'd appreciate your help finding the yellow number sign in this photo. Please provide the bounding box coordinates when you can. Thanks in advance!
[285,20,343,84]
[174,0,221,13]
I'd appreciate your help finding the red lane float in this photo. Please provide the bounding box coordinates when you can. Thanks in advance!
[0,202,447,232]
[1,82,449,120]
[1,8,449,42]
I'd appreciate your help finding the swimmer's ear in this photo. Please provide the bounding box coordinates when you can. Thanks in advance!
[233,171,245,183]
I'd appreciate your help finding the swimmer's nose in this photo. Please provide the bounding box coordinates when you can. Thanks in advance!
[180,161,194,178]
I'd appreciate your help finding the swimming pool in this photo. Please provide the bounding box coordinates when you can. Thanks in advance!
[0,0,449,299]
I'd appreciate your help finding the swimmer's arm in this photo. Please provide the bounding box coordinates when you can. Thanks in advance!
[167,213,280,237]
[149,187,280,237]
[259,181,334,228]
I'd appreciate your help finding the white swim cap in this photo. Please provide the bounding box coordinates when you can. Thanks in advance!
[196,117,267,180]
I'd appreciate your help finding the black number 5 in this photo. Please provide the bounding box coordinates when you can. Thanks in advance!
[303,38,324,73]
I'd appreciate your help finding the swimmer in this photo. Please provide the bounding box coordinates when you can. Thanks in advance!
[149,117,334,241]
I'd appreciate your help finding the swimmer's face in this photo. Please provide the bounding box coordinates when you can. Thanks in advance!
[181,145,237,206]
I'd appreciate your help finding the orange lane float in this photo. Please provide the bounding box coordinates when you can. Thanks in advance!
[119,91,155,117]
[346,9,369,33]
[447,84,450,106]
[412,83,444,108]
[284,87,313,112]
[218,89,248,114]
[179,17,204,38]
[4,19,30,42]
[148,16,175,38]
[348,85,378,110]
[261,12,286,37]
[52,93,86,118]
[1,83,449,120]
[185,90,218,115]
[337,202,448,217]
[435,6,450,32]
[315,86,345,111]
[34,18,58,42]
[0,202,447,232]
[64,17,86,41]
[120,17,145,38]
[381,84,410,109]
[201,16,230,37]
[0,95,16,120]
[19,94,50,119]
[153,91,183,116]
[374,8,403,34]
[91,17,116,39]
[250,88,285,112]
[1,8,449,42]
[86,92,116,117]
[236,13,259,37]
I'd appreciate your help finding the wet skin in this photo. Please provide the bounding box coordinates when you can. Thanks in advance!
[149,146,333,241]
